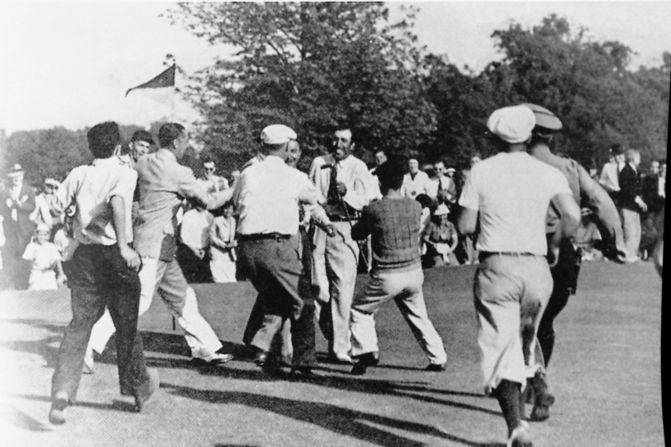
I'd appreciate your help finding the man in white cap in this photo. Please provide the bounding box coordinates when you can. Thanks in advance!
[0,163,36,288]
[32,178,63,229]
[233,124,332,378]
[457,105,579,447]
[309,127,372,363]
[524,103,627,421]
[85,122,234,372]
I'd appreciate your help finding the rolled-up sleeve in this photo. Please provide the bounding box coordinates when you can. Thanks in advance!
[458,169,480,211]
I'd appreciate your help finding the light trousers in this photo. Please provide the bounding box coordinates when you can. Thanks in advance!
[474,255,553,395]
[621,208,642,259]
[88,257,222,358]
[312,222,359,359]
[350,266,447,365]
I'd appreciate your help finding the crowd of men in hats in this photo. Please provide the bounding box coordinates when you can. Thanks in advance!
[0,100,665,446]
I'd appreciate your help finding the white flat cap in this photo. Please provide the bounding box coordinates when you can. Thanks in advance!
[260,124,297,145]
[487,105,536,144]
[434,203,450,216]
[522,103,563,131]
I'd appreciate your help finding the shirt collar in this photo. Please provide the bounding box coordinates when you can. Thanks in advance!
[92,156,126,166]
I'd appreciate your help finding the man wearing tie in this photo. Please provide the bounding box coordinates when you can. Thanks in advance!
[309,128,371,363]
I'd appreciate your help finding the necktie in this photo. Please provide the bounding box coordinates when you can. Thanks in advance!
[327,163,339,203]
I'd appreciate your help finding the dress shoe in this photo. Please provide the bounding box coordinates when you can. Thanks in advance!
[134,368,159,413]
[289,366,319,381]
[350,352,380,375]
[254,350,269,367]
[507,421,532,447]
[48,391,69,425]
[192,352,234,366]
[529,371,554,422]
[425,362,447,372]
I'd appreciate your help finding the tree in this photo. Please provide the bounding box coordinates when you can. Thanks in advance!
[165,2,437,169]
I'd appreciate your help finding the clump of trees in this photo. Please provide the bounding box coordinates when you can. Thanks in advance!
[3,4,668,183]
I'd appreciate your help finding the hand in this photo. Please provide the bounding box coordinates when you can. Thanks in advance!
[325,224,336,237]
[56,274,67,287]
[547,244,560,268]
[120,245,142,271]
[336,182,347,196]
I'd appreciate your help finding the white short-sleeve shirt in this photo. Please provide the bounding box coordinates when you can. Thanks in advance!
[458,151,572,255]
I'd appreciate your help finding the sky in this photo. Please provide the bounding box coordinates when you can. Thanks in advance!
[1,1,670,134]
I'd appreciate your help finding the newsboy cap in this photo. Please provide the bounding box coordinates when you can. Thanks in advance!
[486,106,536,144]
[522,103,563,131]
[8,163,24,177]
[260,124,297,145]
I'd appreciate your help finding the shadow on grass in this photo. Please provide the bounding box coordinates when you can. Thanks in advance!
[0,318,65,368]
[163,383,502,447]
[196,364,499,417]
[9,393,138,414]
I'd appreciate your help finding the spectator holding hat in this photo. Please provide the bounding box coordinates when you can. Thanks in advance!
[22,223,65,290]
[0,163,36,289]
[599,143,626,202]
[457,104,580,447]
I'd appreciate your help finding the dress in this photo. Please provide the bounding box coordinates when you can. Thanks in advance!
[22,241,61,290]
[209,215,237,283]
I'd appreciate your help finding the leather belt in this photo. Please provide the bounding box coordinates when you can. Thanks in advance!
[478,251,539,261]
[238,233,291,241]
[328,215,358,222]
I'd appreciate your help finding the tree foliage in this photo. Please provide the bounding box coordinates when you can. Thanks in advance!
[165,2,437,170]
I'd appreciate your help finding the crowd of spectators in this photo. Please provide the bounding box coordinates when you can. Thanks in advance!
[0,139,665,291]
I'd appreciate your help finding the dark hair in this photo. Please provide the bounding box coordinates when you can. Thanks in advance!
[87,121,120,158]
[158,123,185,148]
[415,193,433,209]
[377,155,407,192]
[610,144,624,155]
[131,130,154,145]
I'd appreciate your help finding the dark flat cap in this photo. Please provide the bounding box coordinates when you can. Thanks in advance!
[522,103,563,131]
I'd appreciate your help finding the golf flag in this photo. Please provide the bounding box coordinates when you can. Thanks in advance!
[125,64,176,97]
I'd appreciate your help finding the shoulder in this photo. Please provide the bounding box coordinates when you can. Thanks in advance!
[310,156,327,169]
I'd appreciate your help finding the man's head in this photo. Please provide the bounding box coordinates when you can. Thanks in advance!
[44,178,59,195]
[625,149,640,167]
[129,130,154,161]
[331,128,354,161]
[610,144,625,164]
[445,167,456,179]
[286,140,301,168]
[87,121,121,159]
[486,105,536,150]
[433,160,445,177]
[524,103,562,146]
[158,123,188,157]
[202,160,216,178]
[7,164,24,187]
[649,160,660,175]
[374,150,388,167]
[376,155,407,194]
[260,124,297,161]
[408,158,420,174]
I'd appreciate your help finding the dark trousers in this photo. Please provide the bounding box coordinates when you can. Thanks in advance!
[537,238,581,366]
[52,244,150,401]
[238,233,316,367]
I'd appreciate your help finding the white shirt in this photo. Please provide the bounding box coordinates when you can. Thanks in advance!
[180,208,214,250]
[458,152,572,255]
[401,171,431,198]
[427,175,457,202]
[197,175,229,193]
[56,157,137,246]
[309,154,372,210]
[233,155,323,235]
[599,161,621,192]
